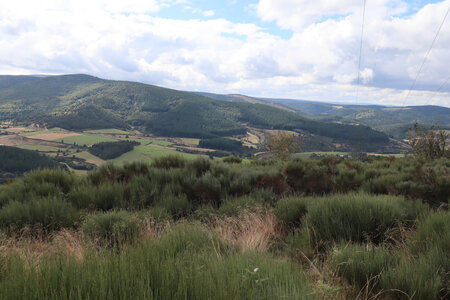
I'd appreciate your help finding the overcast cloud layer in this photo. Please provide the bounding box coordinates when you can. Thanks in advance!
[0,0,449,107]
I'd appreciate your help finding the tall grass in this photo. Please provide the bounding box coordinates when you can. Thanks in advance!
[0,224,313,300]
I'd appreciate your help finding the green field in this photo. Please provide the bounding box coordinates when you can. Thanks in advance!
[149,140,173,146]
[111,144,201,165]
[54,134,117,146]
[74,151,105,166]
[292,151,348,158]
[19,128,68,137]
[15,145,62,152]
[118,137,151,145]
[84,129,131,135]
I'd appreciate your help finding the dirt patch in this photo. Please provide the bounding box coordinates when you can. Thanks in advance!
[30,132,81,141]
[0,134,69,148]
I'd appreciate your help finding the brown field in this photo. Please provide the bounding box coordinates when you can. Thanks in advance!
[29,132,81,141]
[0,134,69,148]
[3,127,36,134]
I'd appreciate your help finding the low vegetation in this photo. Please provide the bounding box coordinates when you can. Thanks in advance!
[0,155,448,299]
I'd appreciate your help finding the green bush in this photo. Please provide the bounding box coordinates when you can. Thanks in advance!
[304,193,426,246]
[89,163,123,185]
[223,156,243,164]
[412,212,450,254]
[274,197,308,227]
[217,196,264,217]
[126,175,157,209]
[152,155,187,169]
[328,243,398,291]
[156,194,192,218]
[284,160,333,194]
[193,172,222,206]
[0,196,78,233]
[379,254,443,300]
[187,157,211,176]
[0,169,78,207]
[68,183,125,210]
[82,211,139,247]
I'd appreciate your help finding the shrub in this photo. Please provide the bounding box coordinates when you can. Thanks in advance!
[68,183,125,210]
[217,196,264,217]
[282,229,314,261]
[23,169,77,194]
[228,172,259,196]
[193,172,222,207]
[82,211,139,247]
[334,167,363,193]
[363,173,404,195]
[0,196,78,233]
[379,254,443,300]
[412,212,450,254]
[223,156,242,164]
[156,194,192,218]
[187,157,212,176]
[328,243,398,291]
[284,160,333,194]
[89,163,123,185]
[152,155,187,169]
[254,173,289,195]
[139,206,171,222]
[126,175,157,209]
[274,197,308,227]
[304,193,426,246]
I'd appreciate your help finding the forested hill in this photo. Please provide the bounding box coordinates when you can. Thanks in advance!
[0,74,390,151]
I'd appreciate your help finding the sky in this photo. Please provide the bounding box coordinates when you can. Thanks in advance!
[0,0,449,107]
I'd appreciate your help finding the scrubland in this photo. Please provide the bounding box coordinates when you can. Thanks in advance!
[0,155,448,299]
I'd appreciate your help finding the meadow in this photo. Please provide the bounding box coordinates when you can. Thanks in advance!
[0,155,448,299]
[53,134,118,146]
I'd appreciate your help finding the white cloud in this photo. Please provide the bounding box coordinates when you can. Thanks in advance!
[203,10,215,17]
[0,0,448,107]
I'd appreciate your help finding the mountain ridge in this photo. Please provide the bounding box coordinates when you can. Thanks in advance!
[0,74,408,152]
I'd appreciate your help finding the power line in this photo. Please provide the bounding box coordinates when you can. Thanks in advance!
[426,75,450,105]
[355,0,367,104]
[401,5,450,107]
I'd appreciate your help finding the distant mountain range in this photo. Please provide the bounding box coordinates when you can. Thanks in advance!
[197,93,450,139]
[1,74,444,152]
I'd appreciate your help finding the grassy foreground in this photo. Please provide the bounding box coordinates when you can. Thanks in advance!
[0,155,448,299]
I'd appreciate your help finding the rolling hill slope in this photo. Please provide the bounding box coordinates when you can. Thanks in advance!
[0,74,394,152]
[199,92,449,139]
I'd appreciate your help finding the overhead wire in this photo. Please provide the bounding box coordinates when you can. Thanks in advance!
[355,0,367,104]
[400,5,450,107]
[426,75,450,105]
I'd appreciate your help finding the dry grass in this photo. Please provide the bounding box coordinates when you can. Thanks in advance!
[214,210,280,253]
[0,229,85,267]
[30,132,81,141]
[140,218,171,240]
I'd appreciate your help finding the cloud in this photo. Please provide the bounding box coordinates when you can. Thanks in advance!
[0,0,448,107]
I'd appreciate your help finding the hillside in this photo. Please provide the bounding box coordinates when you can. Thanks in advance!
[0,74,393,152]
[0,145,61,183]
[201,92,450,139]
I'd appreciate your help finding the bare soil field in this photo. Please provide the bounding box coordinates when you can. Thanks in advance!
[29,132,82,141]
[0,134,68,147]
